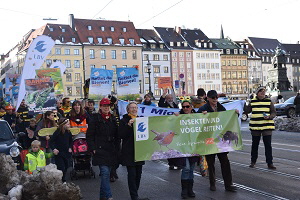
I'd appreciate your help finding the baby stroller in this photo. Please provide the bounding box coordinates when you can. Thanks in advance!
[70,133,95,180]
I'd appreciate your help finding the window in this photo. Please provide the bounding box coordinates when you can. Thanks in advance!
[112,65,117,70]
[154,77,158,84]
[153,54,159,61]
[154,89,161,96]
[101,65,106,69]
[61,37,64,42]
[90,49,95,59]
[160,44,164,49]
[67,87,72,96]
[110,26,114,31]
[164,66,169,73]
[186,52,191,58]
[129,39,134,45]
[204,43,207,48]
[179,52,184,57]
[227,72,231,79]
[239,49,243,54]
[196,53,200,58]
[197,63,201,69]
[101,50,106,59]
[215,53,219,58]
[100,26,105,31]
[66,73,72,82]
[65,60,71,68]
[64,49,70,55]
[172,52,177,57]
[187,62,191,68]
[49,27,53,31]
[90,65,95,69]
[201,53,205,58]
[145,77,149,84]
[72,38,76,43]
[232,60,237,66]
[132,50,137,59]
[209,43,213,48]
[55,48,61,55]
[177,42,181,47]
[88,37,93,43]
[46,59,52,67]
[107,38,112,44]
[111,50,116,59]
[76,87,81,96]
[150,44,156,49]
[144,54,149,61]
[122,27,127,32]
[61,27,65,32]
[206,53,210,58]
[74,49,79,55]
[215,63,219,69]
[97,37,102,44]
[119,39,125,45]
[122,50,127,59]
[234,49,238,54]
[242,60,246,66]
[163,55,168,61]
[153,66,160,73]
[216,73,220,80]
[74,60,80,68]
[122,65,127,68]
[75,73,81,81]
[226,49,230,54]
[227,60,231,66]
[87,25,92,30]
[222,60,226,66]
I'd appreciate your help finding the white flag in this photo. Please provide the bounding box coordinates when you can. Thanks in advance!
[16,35,55,110]
[50,61,67,77]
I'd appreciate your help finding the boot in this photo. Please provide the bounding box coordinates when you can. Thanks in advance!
[187,179,195,198]
[181,180,188,199]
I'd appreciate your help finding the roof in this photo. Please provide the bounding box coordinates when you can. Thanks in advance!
[74,18,141,45]
[210,38,238,49]
[136,29,169,51]
[282,44,300,56]
[154,27,192,50]
[248,37,286,55]
[181,29,218,49]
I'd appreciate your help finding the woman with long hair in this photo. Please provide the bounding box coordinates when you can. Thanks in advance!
[119,102,148,200]
[50,118,72,182]
[68,100,88,134]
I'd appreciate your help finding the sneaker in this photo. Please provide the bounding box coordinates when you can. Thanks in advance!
[225,185,237,192]
[268,164,276,170]
[249,162,255,168]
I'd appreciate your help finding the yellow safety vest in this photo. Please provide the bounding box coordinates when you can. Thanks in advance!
[249,97,275,130]
[26,150,46,174]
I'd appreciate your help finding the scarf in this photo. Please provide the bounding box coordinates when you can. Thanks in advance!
[128,114,137,119]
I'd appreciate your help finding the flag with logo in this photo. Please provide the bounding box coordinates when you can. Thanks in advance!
[116,68,139,99]
[36,68,64,95]
[134,110,242,161]
[16,35,55,110]
[89,68,113,100]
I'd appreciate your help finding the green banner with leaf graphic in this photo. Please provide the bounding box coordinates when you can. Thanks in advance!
[134,110,243,161]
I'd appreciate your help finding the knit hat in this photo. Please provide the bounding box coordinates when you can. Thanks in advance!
[256,87,266,95]
[58,118,69,127]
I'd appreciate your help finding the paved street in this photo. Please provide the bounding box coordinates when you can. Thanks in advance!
[71,121,300,200]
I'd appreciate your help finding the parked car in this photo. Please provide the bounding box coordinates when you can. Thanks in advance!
[274,96,296,118]
[0,120,23,169]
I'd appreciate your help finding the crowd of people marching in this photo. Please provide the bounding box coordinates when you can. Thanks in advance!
[0,86,278,200]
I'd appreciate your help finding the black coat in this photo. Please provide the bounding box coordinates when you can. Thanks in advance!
[86,113,118,166]
[119,114,145,166]
[197,102,226,113]
[294,95,300,113]
[158,96,179,108]
[50,129,73,159]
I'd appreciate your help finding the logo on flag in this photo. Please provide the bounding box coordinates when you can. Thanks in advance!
[35,41,47,52]
[135,118,149,141]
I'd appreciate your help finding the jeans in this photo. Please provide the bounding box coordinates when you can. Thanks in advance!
[251,135,273,164]
[127,165,143,200]
[181,158,195,180]
[99,165,112,199]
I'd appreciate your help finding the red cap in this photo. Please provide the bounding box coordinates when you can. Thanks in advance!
[5,105,14,110]
[100,98,110,105]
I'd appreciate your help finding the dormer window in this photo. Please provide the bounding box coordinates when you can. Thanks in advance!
[234,49,238,54]
[100,26,105,31]
[246,44,249,49]
[97,37,103,44]
[150,44,156,49]
[119,38,125,45]
[203,43,207,48]
[107,38,113,44]
[198,42,201,48]
[111,26,114,31]
[160,44,164,49]
[209,43,213,48]
[88,25,92,30]
[72,38,76,43]
[122,27,127,32]
[61,37,64,42]
[239,49,243,54]
[184,42,188,47]
[88,37,94,43]
[61,28,65,32]
[226,49,230,54]
[49,27,53,32]
[170,42,174,46]
[129,39,134,45]
[177,42,181,47]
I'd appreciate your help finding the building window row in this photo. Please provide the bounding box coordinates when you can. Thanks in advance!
[197,73,220,80]
[143,54,169,61]
[54,48,80,55]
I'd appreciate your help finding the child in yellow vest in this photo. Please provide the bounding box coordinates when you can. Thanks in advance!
[24,140,58,174]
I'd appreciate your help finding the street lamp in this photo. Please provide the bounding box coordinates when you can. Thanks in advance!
[146,59,154,98]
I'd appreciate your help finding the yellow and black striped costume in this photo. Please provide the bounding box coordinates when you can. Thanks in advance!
[249,97,275,131]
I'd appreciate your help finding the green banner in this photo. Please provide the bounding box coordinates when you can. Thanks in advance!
[134,110,242,161]
[36,68,64,95]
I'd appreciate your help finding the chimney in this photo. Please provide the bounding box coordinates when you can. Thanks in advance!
[175,26,181,34]
[69,14,75,31]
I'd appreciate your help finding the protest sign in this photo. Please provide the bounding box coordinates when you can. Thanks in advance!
[116,68,139,99]
[36,68,64,95]
[89,68,113,100]
[134,110,242,161]
[25,78,56,114]
[157,77,172,89]
[5,73,21,94]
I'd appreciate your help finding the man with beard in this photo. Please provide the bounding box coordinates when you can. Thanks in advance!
[158,89,178,108]
[141,94,156,106]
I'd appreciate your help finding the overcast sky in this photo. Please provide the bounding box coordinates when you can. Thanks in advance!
[1,0,299,54]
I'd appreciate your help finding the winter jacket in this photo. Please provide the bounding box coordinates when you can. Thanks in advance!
[294,95,300,113]
[86,113,119,166]
[119,114,145,166]
[50,129,72,159]
[158,96,179,108]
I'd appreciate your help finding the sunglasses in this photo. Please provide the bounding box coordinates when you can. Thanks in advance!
[182,105,190,109]
[210,96,218,99]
